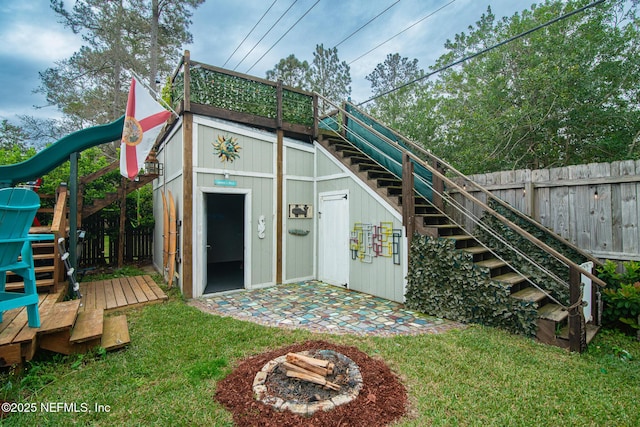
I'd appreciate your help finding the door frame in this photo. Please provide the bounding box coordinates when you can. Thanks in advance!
[196,187,252,297]
[317,189,350,287]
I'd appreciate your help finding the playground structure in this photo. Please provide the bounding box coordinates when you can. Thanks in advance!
[0,116,168,367]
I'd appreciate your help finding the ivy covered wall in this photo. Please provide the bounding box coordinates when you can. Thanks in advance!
[405,235,538,337]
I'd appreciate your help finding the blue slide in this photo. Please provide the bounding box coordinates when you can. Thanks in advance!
[0,116,125,188]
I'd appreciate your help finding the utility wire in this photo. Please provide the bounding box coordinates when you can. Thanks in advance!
[348,0,456,65]
[222,0,278,68]
[358,0,606,106]
[234,0,299,71]
[333,0,401,49]
[246,0,321,73]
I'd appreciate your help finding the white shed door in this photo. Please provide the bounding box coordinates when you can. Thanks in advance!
[318,191,349,287]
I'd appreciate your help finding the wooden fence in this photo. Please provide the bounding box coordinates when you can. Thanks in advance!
[79,215,153,268]
[450,159,640,262]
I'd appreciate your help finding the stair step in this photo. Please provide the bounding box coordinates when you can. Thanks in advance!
[4,278,55,292]
[475,258,507,270]
[462,246,491,255]
[557,324,600,343]
[38,299,81,335]
[443,234,475,242]
[101,315,130,351]
[538,303,568,323]
[32,242,55,249]
[493,272,528,285]
[511,287,547,303]
[70,309,104,343]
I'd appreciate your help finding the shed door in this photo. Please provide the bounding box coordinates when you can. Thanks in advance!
[318,191,349,287]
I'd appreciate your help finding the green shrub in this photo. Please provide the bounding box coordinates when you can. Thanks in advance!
[599,260,640,334]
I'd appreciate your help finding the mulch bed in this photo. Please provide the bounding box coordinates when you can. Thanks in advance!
[215,340,408,426]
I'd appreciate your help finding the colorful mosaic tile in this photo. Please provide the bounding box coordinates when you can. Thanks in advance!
[190,281,463,337]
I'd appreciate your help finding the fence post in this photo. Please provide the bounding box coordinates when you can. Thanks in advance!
[569,265,587,353]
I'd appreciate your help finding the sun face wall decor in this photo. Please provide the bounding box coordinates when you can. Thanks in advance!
[212,135,242,162]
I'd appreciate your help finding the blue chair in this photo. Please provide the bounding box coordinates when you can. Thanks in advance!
[0,188,54,328]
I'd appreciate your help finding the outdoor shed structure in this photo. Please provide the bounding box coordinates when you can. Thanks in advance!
[153,53,607,354]
[153,53,407,301]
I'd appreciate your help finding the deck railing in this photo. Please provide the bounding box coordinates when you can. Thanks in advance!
[167,52,317,139]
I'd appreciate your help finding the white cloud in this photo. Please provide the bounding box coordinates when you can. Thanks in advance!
[0,23,81,63]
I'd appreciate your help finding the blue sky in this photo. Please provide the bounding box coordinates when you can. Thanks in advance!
[0,0,531,123]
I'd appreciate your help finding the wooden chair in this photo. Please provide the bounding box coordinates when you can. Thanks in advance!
[0,187,54,328]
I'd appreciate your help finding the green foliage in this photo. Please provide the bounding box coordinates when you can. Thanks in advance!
[175,67,314,127]
[473,199,592,305]
[265,54,311,90]
[309,44,352,114]
[599,260,640,333]
[405,235,538,336]
[396,0,640,174]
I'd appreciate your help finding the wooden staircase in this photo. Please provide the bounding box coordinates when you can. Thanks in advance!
[80,160,159,219]
[319,133,598,350]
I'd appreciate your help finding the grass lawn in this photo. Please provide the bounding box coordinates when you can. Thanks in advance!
[2,281,639,426]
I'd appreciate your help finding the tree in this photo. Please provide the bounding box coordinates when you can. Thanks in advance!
[38,0,203,127]
[366,53,424,129]
[407,1,640,174]
[308,44,351,114]
[265,54,311,90]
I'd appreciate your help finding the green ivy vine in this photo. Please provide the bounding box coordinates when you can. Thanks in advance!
[405,235,538,337]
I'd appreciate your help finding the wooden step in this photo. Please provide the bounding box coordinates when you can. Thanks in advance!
[442,234,474,242]
[475,258,507,270]
[4,278,55,292]
[38,299,81,335]
[32,242,55,249]
[557,324,600,344]
[493,272,528,286]
[101,315,130,351]
[462,246,491,255]
[511,287,547,303]
[6,265,55,276]
[70,309,104,343]
[538,303,568,323]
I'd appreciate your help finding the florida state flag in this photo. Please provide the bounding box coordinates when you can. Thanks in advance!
[120,77,172,179]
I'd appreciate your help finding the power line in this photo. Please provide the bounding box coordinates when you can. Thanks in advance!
[246,0,321,73]
[222,0,278,68]
[348,0,456,65]
[333,0,401,49]
[358,0,606,107]
[233,0,299,71]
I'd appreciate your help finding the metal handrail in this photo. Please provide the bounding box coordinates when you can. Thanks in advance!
[317,95,606,290]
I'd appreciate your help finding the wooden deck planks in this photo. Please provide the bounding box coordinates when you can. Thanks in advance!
[143,275,168,301]
[128,277,149,304]
[12,292,64,344]
[103,280,118,310]
[112,278,128,307]
[135,276,157,302]
[119,277,138,305]
[94,280,107,311]
[38,299,81,334]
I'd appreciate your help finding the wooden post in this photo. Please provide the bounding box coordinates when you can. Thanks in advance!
[183,50,191,112]
[312,94,319,140]
[276,129,284,284]
[276,80,283,129]
[431,159,444,210]
[182,111,194,298]
[524,180,535,217]
[118,177,127,268]
[568,265,586,353]
[402,153,415,246]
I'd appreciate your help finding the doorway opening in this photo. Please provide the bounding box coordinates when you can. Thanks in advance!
[204,193,245,294]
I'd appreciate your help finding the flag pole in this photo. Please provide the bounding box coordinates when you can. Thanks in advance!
[129,70,179,118]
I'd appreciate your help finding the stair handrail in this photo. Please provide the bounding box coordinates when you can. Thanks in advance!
[342,102,602,268]
[317,95,606,290]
